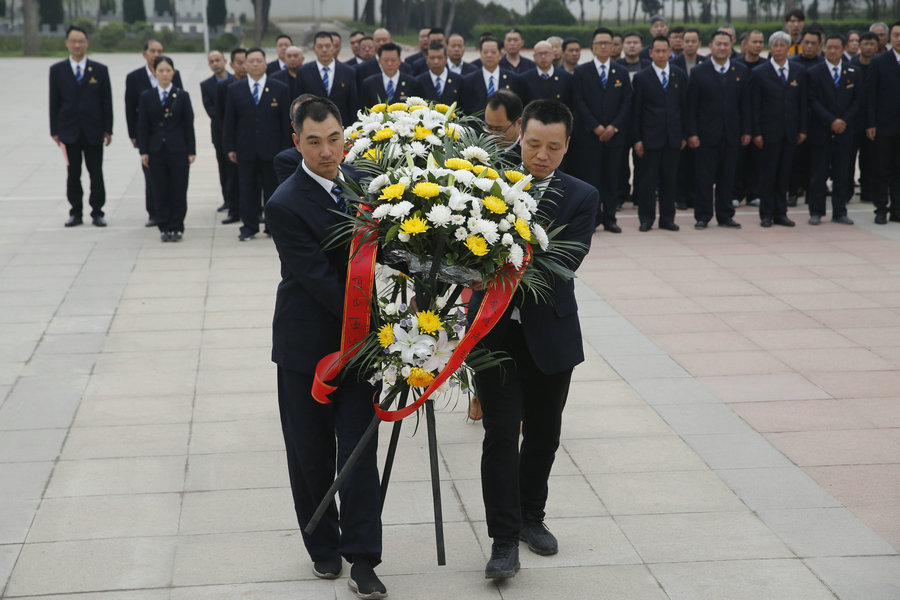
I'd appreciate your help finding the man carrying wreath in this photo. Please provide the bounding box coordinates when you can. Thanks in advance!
[471,100,598,579]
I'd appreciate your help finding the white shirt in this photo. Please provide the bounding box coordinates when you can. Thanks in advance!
[316,59,335,95]
[158,83,173,103]
[145,64,159,88]
[277,58,287,70]
[893,49,900,63]
[430,68,448,91]
[381,71,400,94]
[711,58,731,74]
[247,73,267,96]
[302,159,345,200]
[537,65,554,78]
[448,60,464,74]
[826,59,842,79]
[69,56,87,77]
[482,66,500,91]
[592,57,611,78]
[652,62,670,85]
[770,57,790,78]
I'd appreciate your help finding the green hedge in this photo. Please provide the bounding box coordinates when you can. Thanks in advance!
[472,19,876,47]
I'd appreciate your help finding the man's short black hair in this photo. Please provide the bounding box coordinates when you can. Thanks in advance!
[651,35,670,47]
[359,35,374,43]
[294,96,342,132]
[479,36,502,51]
[276,34,293,43]
[486,89,523,123]
[290,93,317,120]
[66,25,88,39]
[860,31,879,42]
[331,31,342,40]
[826,32,847,46]
[801,25,823,41]
[891,20,900,34]
[428,41,447,54]
[429,27,445,36]
[562,37,581,52]
[153,55,174,70]
[623,30,643,42]
[143,38,161,51]
[710,30,733,44]
[669,26,685,35]
[521,99,573,139]
[350,30,365,38]
[684,27,700,37]
[593,27,614,39]
[506,27,524,38]
[230,47,247,61]
[313,31,333,43]
[738,31,749,43]
[246,47,266,59]
[785,8,805,21]
[378,42,401,57]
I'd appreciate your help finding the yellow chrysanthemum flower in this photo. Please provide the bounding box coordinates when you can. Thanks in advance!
[412,181,441,199]
[504,170,525,183]
[465,234,489,256]
[363,148,383,161]
[400,216,430,235]
[444,158,473,171]
[406,367,435,388]
[444,125,461,140]
[482,195,508,214]
[514,218,532,241]
[388,102,408,112]
[349,130,360,140]
[377,324,394,347]
[472,165,499,180]
[409,105,426,112]
[379,183,406,200]
[370,103,388,113]
[416,310,442,334]
[414,125,433,140]
[372,127,395,142]
[435,103,451,113]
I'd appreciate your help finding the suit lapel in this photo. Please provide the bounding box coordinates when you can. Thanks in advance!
[538,172,566,224]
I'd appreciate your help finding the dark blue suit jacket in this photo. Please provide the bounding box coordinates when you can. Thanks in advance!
[499,55,536,74]
[222,77,291,160]
[448,61,479,76]
[266,163,361,373]
[354,58,414,90]
[297,61,359,125]
[125,66,183,141]
[469,170,597,375]
[571,61,632,148]
[808,61,863,139]
[670,53,708,77]
[866,50,900,136]
[137,87,196,155]
[266,59,284,75]
[49,58,113,145]
[686,60,751,145]
[631,65,688,150]
[270,69,301,103]
[415,70,462,104]
[750,61,808,141]
[274,147,303,184]
[459,68,522,116]
[359,72,421,108]
[200,73,232,147]
[519,67,572,106]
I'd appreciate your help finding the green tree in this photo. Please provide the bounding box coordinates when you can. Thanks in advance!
[0,0,6,17]
[207,0,226,28]
[39,0,65,26]
[100,0,115,14]
[639,0,663,18]
[807,0,819,18]
[122,0,146,23]
[154,0,171,15]
[96,20,127,47]
[527,0,575,25]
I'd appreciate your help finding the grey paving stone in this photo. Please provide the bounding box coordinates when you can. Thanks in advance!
[586,470,745,515]
[805,556,900,600]
[759,507,898,557]
[562,404,674,439]
[381,479,467,525]
[61,423,190,459]
[0,429,66,463]
[0,498,42,544]
[378,572,502,600]
[45,456,187,497]
[653,402,754,435]
[73,394,194,427]
[605,354,693,381]
[179,488,295,535]
[184,451,290,492]
[683,432,794,469]
[717,467,843,511]
[379,522,490,575]
[563,436,708,474]
[32,332,107,355]
[170,581,343,600]
[188,419,285,455]
[498,565,670,600]
[0,543,21,596]
[21,591,170,600]
[630,377,723,405]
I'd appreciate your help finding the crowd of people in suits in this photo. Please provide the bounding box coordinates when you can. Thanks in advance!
[50,14,900,241]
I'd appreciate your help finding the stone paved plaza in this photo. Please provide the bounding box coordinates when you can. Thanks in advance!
[1,53,899,599]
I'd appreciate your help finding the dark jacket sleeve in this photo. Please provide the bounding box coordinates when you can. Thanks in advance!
[739,71,751,137]
[610,73,632,133]
[750,72,762,137]
[200,79,216,119]
[49,65,60,137]
[125,71,138,140]
[222,87,236,155]
[808,69,836,128]
[686,70,699,138]
[100,65,113,135]
[798,69,809,136]
[137,91,150,155]
[631,73,644,143]
[572,70,600,132]
[183,91,196,155]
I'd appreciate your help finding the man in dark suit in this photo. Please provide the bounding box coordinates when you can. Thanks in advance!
[865,21,900,224]
[345,30,365,66]
[571,27,632,233]
[447,33,479,76]
[852,32,879,206]
[751,31,808,227]
[631,36,687,232]
[267,34,292,74]
[265,97,386,599]
[270,45,305,101]
[734,29,767,208]
[404,27,431,73]
[460,36,522,116]
[200,50,232,214]
[499,28,536,73]
[808,33,862,225]
[474,100,596,580]
[125,39,183,227]
[672,27,707,211]
[787,25,826,206]
[519,40,572,106]
[223,47,291,241]
[415,42,461,105]
[215,48,247,224]
[49,26,113,228]
[617,31,651,209]
[670,27,707,75]
[359,42,420,108]
[298,31,359,123]
[686,30,751,229]
[639,15,669,60]
[274,94,316,184]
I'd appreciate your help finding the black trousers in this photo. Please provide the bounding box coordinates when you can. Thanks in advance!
[637,147,679,227]
[141,163,156,220]
[213,142,228,202]
[759,138,796,220]
[64,135,105,218]
[809,132,854,218]
[148,151,190,233]
[276,367,382,565]
[475,322,572,540]
[677,147,700,208]
[856,132,875,202]
[238,159,277,236]
[695,142,738,224]
[582,143,622,227]
[873,133,900,218]
[735,144,762,202]
[789,138,810,197]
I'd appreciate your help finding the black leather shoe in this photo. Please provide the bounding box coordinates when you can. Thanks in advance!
[603,223,622,233]
[659,222,680,231]
[519,520,558,556]
[639,222,652,232]
[145,219,157,228]
[64,216,83,227]
[718,219,741,228]
[348,560,387,599]
[221,214,240,224]
[217,203,228,212]
[91,216,107,227]
[808,215,821,225]
[831,215,854,225]
[676,201,688,210]
[787,194,798,207]
[694,220,708,230]
[171,231,183,242]
[312,556,342,579]
[773,216,796,227]
[485,538,519,579]
[875,214,887,225]
[238,232,254,242]
[760,218,773,227]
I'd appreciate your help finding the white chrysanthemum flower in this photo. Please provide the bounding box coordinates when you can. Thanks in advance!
[367,174,391,194]
[407,141,428,157]
[532,223,550,251]
[454,227,468,241]
[344,150,358,163]
[362,121,384,134]
[389,200,414,218]
[501,233,514,246]
[453,170,476,186]
[473,178,495,192]
[498,219,511,232]
[513,201,530,221]
[406,96,427,107]
[450,214,466,225]
[461,146,490,164]
[397,231,411,242]
[505,213,517,223]
[394,123,414,139]
[447,189,467,211]
[508,243,524,268]
[469,218,499,244]
[425,134,443,146]
[372,204,392,219]
[398,176,411,187]
[524,197,538,213]
[351,137,372,154]
[425,204,452,227]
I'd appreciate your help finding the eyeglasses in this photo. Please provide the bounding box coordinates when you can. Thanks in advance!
[485,121,514,135]
[534,51,553,56]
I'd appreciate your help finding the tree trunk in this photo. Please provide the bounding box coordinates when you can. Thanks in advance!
[9,0,15,26]
[445,0,457,33]
[617,0,622,26]
[683,0,689,20]
[96,0,102,27]
[172,0,177,28]
[725,0,731,21]
[579,0,585,24]
[630,0,639,24]
[23,0,38,56]
[354,0,358,21]
[254,0,265,46]
[435,0,444,28]
[363,0,374,24]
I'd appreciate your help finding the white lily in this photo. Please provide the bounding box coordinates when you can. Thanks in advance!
[389,323,436,364]
[421,329,459,372]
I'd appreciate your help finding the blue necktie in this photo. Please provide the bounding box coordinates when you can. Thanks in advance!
[599,64,607,88]
[332,184,347,213]
[386,79,395,102]
[541,72,549,80]
[833,66,840,87]
[720,66,727,74]
[661,70,668,89]
[160,90,168,106]
[487,75,495,97]
[780,67,787,84]
[434,76,442,97]
[75,64,83,85]
[322,66,330,95]
[252,82,259,105]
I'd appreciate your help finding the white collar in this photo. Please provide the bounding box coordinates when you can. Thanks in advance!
[770,57,789,72]
[158,83,173,100]
[712,58,730,72]
[537,65,554,77]
[431,68,448,82]
[278,58,287,69]
[302,159,345,197]
[145,64,159,87]
[317,59,335,72]
[382,70,399,86]
[592,57,610,72]
[893,48,900,62]
[826,59,842,71]
[652,62,669,78]
[69,56,87,71]
[482,65,500,77]
[248,73,266,89]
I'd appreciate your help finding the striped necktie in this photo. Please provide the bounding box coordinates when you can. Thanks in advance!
[661,70,668,89]
[779,67,787,84]
[252,82,259,105]
[487,75,495,97]
[322,66,330,95]
[833,66,840,87]
[332,184,347,213]
[161,90,168,106]
[434,76,442,97]
[599,64,607,87]
[75,64,83,85]
[386,78,395,102]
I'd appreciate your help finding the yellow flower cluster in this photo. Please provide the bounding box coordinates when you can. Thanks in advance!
[465,234,489,256]
[349,130,360,140]
[445,125,461,140]
[514,218,531,241]
[400,216,430,235]
[434,104,451,114]
[379,183,406,200]
[363,148,383,161]
[482,195,507,215]
[414,125,433,140]
[503,170,531,189]
[473,165,499,180]
[388,102,408,112]
[378,324,394,347]
[444,158,474,171]
[372,127,395,142]
[412,181,441,199]
[370,103,387,113]
[416,310,442,334]
[409,105,426,112]
[406,367,435,388]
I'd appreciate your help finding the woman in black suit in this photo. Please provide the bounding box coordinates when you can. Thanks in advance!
[138,55,196,241]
